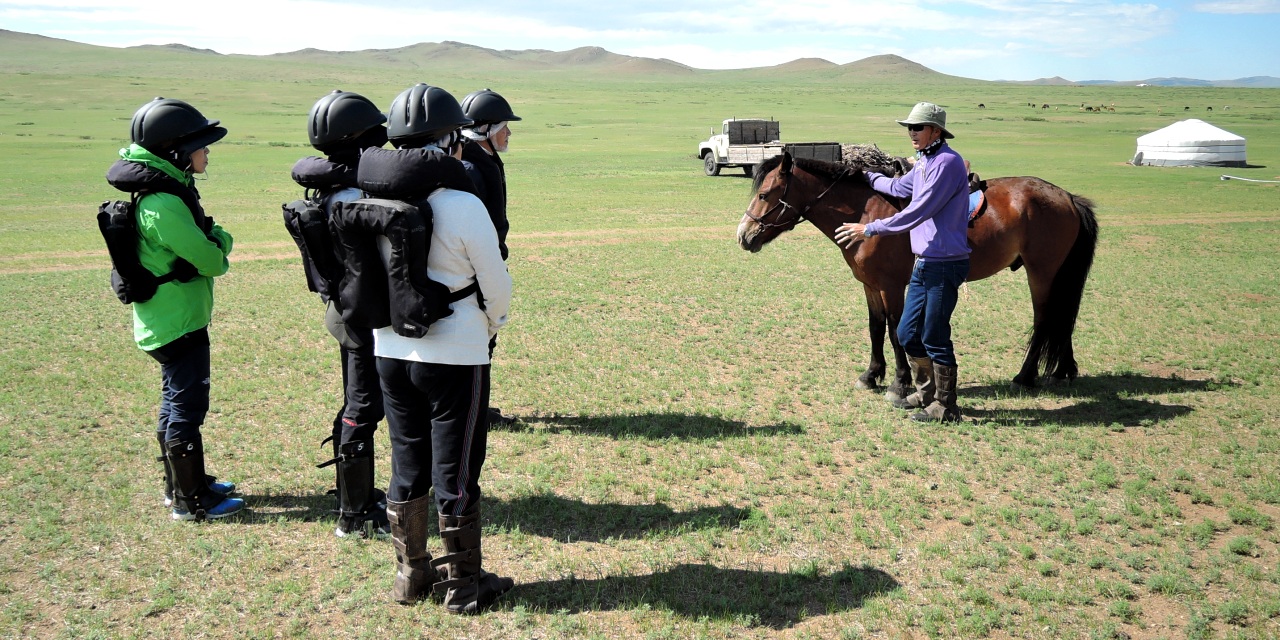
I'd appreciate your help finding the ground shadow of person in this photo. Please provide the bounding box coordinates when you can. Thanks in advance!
[510,563,899,629]
[485,493,751,542]
[961,372,1235,427]
[224,491,334,525]
[500,411,803,440]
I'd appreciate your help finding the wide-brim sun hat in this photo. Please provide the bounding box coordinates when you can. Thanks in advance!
[896,102,954,139]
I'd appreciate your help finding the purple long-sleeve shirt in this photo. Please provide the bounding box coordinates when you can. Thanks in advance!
[863,144,971,261]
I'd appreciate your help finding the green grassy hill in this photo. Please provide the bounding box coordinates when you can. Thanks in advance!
[2,28,1279,640]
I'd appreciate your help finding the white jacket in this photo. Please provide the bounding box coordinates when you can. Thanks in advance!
[374,188,512,365]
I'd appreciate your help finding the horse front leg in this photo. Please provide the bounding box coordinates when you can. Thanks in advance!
[855,284,887,391]
[881,287,911,402]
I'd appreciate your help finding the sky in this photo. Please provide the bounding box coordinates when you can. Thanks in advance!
[3,0,1279,81]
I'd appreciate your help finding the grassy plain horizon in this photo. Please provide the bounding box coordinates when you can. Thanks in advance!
[2,33,1279,639]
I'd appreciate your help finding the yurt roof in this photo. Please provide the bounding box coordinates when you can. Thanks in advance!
[1137,119,1245,147]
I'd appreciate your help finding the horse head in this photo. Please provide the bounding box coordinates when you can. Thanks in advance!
[737,152,807,253]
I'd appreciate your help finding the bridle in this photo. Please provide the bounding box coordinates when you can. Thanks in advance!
[744,164,851,230]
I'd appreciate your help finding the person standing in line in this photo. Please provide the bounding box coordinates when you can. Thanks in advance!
[287,90,391,537]
[106,97,244,519]
[369,83,514,613]
[460,88,521,427]
[834,102,971,423]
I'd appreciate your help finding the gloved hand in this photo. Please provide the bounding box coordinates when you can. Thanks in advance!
[207,226,234,255]
[170,258,200,282]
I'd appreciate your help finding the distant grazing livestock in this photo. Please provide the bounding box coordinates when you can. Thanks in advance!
[1185,106,1191,110]
[1207,106,1213,111]
[1085,106,1094,112]
[978,103,986,109]
[1042,104,1050,109]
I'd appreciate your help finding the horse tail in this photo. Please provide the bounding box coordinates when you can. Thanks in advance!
[1028,193,1099,377]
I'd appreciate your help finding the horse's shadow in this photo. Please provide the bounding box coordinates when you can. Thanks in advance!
[498,412,803,440]
[486,493,750,542]
[961,372,1233,427]
[510,563,900,629]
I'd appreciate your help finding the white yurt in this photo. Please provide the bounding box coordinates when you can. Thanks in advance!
[1132,119,1247,167]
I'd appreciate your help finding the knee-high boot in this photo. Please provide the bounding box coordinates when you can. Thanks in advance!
[332,439,389,538]
[431,505,514,614]
[912,363,961,423]
[165,437,245,520]
[387,494,439,604]
[158,431,234,507]
[893,356,937,409]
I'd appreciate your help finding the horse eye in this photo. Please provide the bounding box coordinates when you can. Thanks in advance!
[758,193,766,201]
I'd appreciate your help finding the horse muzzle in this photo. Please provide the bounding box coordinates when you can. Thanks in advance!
[736,215,764,253]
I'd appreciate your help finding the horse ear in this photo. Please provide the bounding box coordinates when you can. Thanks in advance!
[780,151,793,175]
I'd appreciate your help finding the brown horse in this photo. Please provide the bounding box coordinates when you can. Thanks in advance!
[736,152,1098,398]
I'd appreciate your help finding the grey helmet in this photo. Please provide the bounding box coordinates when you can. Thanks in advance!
[307,90,387,152]
[386,84,471,147]
[129,97,227,157]
[460,89,521,125]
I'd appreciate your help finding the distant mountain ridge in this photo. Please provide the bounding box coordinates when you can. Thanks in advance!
[1,28,1276,85]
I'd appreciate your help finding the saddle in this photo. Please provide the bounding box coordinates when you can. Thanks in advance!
[966,172,988,228]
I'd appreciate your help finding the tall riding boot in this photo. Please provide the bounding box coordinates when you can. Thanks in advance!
[387,494,439,604]
[912,364,961,423]
[893,356,936,409]
[332,440,390,538]
[166,437,245,520]
[158,431,234,507]
[432,505,514,614]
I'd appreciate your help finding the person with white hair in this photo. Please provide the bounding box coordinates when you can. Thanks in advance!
[460,89,522,426]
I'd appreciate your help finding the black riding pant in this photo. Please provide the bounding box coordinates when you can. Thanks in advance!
[146,327,210,443]
[377,358,490,517]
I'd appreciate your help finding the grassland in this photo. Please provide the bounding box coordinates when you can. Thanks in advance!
[1,32,1279,639]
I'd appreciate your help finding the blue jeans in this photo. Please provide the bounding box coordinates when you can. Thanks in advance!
[146,328,211,443]
[897,258,970,367]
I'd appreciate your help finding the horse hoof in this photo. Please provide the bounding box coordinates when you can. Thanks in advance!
[884,390,903,404]
[1010,379,1035,392]
[854,379,875,391]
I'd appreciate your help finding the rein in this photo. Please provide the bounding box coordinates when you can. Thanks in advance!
[745,165,851,230]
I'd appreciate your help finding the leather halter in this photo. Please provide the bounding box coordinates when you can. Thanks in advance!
[744,164,851,230]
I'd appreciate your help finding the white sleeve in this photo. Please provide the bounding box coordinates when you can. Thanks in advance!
[456,195,512,336]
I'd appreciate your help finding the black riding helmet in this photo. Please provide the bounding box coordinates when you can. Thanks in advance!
[130,97,227,160]
[386,84,471,148]
[460,89,521,125]
[308,90,387,153]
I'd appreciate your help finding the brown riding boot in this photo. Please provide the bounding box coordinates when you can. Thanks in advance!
[387,494,439,604]
[431,505,514,614]
[912,364,961,423]
[893,356,936,409]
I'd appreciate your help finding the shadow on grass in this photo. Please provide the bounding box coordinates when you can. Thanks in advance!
[510,563,899,629]
[234,492,334,525]
[488,493,751,542]
[961,372,1236,427]
[502,412,803,439]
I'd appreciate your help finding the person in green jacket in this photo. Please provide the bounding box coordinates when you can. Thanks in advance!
[106,97,244,520]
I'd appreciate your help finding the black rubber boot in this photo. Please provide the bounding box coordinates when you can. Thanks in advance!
[387,494,440,604]
[165,437,244,521]
[332,439,390,538]
[158,431,233,507]
[432,505,514,614]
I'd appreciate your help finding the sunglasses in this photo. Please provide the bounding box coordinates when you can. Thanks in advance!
[906,124,928,132]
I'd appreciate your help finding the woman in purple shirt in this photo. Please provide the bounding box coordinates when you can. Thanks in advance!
[835,102,970,423]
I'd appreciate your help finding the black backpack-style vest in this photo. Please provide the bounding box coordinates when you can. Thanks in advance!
[100,160,205,304]
[282,156,357,307]
[328,147,480,338]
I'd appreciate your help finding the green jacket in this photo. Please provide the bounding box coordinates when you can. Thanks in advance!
[120,144,234,350]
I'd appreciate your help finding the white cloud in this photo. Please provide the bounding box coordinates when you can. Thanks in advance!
[1193,0,1280,12]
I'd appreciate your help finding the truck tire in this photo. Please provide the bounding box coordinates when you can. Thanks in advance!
[742,165,754,178]
[703,153,721,176]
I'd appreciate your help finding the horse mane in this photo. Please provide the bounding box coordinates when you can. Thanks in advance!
[751,155,905,192]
